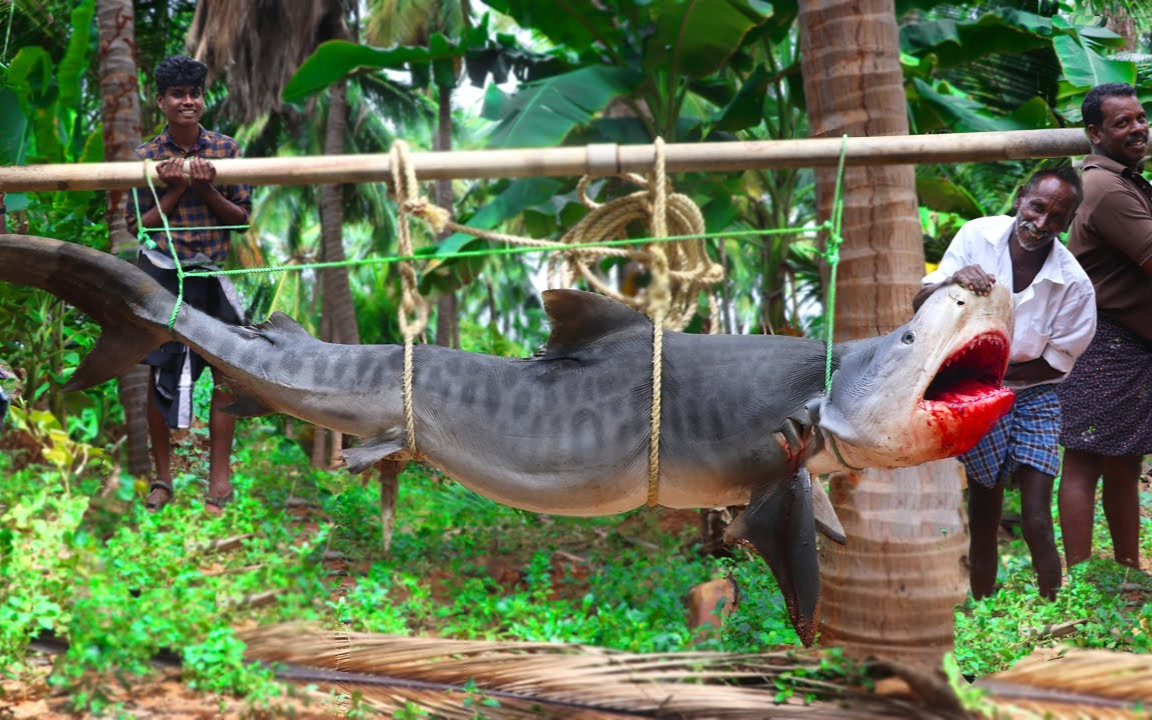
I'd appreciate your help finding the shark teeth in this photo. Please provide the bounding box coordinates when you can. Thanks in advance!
[923,332,1009,403]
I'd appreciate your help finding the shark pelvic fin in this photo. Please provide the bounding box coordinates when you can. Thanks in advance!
[63,326,168,391]
[811,478,846,545]
[538,289,650,358]
[221,393,276,418]
[724,469,821,647]
[342,435,407,474]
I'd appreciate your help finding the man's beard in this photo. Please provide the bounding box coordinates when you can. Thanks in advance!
[1015,219,1055,252]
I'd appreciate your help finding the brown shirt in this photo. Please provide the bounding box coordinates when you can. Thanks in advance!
[1068,154,1152,341]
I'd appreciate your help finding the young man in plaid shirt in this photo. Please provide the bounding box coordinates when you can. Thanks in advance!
[127,55,252,514]
[913,168,1096,601]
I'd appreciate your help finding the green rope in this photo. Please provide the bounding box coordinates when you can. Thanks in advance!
[134,162,252,330]
[181,226,831,280]
[823,135,849,394]
[138,165,189,330]
[129,157,850,351]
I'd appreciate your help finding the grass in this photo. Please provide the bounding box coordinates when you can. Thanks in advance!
[1,417,1150,714]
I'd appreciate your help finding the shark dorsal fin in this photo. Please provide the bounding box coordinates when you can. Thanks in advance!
[540,289,651,357]
[251,312,318,342]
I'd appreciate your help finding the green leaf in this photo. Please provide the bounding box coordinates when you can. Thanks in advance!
[916,176,985,218]
[910,79,1039,133]
[1076,25,1127,50]
[284,41,454,103]
[711,64,770,133]
[484,65,642,148]
[462,178,565,232]
[6,46,55,113]
[417,178,565,291]
[57,0,95,115]
[0,87,28,166]
[1007,97,1059,130]
[645,0,771,79]
[483,0,622,55]
[900,9,1051,69]
[1052,33,1136,90]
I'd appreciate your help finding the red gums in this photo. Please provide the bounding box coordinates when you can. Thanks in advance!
[922,385,1016,457]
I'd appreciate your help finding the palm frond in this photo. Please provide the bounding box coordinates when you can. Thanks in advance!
[239,623,959,718]
[187,0,351,124]
[976,648,1152,717]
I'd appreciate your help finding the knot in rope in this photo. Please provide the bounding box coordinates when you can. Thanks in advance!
[389,140,432,458]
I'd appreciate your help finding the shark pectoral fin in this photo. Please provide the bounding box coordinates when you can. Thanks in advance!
[724,469,820,647]
[221,393,276,418]
[63,327,167,391]
[341,436,407,474]
[811,476,846,545]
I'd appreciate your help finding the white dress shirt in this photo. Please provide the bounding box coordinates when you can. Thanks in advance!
[922,215,1097,389]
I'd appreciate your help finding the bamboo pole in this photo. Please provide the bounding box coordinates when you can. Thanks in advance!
[0,129,1091,193]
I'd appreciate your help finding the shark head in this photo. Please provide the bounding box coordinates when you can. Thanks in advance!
[808,282,1015,474]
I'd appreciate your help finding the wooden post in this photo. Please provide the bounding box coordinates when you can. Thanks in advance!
[0,130,1091,191]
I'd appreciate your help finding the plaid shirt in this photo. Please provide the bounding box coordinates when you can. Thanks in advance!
[126,126,252,264]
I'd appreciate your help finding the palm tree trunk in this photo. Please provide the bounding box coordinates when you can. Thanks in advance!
[97,0,151,478]
[433,80,459,349]
[319,81,358,347]
[316,80,356,467]
[799,0,967,668]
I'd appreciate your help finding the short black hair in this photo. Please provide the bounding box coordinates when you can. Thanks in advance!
[1019,166,1084,208]
[155,55,208,96]
[1081,83,1137,128]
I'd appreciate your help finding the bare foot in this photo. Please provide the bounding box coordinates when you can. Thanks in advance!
[204,489,233,517]
[146,483,173,512]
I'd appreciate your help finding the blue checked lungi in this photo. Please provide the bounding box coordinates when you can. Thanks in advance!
[959,384,1062,488]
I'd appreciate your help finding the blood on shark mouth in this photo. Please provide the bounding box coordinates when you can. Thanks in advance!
[920,331,1016,456]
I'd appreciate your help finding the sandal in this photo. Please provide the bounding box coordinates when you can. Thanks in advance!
[204,490,234,515]
[146,481,173,512]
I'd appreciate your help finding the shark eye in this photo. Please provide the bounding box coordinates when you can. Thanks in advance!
[901,331,916,345]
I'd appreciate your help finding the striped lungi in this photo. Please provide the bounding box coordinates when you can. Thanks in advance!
[959,384,1062,489]
[1058,313,1152,456]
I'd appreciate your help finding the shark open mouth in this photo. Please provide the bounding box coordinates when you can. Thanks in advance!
[919,331,1015,456]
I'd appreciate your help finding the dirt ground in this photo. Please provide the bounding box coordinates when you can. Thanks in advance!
[0,658,335,719]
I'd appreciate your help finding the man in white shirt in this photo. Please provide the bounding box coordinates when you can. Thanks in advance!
[912,167,1096,601]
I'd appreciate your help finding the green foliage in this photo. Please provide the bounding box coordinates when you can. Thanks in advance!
[183,626,279,700]
[1,0,102,224]
[952,481,1152,677]
[482,65,644,148]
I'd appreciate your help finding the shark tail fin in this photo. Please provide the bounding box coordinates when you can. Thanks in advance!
[64,325,170,391]
[0,235,179,390]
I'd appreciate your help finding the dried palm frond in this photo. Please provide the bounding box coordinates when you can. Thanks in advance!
[978,648,1152,719]
[239,623,962,718]
[187,0,350,124]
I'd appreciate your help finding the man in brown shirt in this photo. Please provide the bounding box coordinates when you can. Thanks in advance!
[1057,82,1152,570]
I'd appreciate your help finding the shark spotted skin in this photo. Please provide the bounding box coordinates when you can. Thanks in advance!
[0,234,1016,645]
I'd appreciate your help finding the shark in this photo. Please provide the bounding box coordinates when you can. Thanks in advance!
[0,234,1016,644]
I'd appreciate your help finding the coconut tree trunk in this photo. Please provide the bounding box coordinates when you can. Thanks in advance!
[319,82,358,347]
[433,80,459,349]
[798,0,967,667]
[97,0,151,478]
[315,80,357,467]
